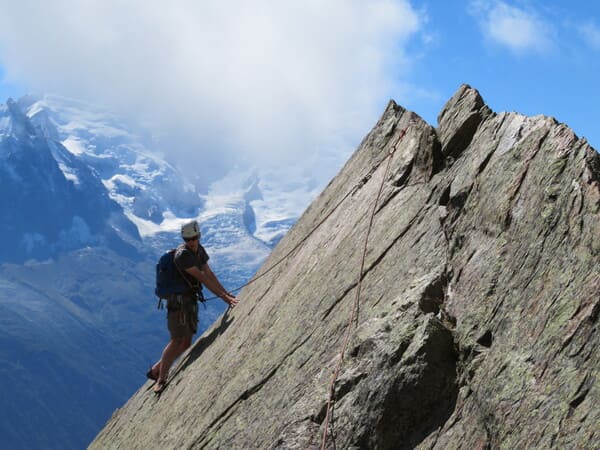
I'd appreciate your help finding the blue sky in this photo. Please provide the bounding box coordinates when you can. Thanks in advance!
[402,1,600,149]
[0,0,598,180]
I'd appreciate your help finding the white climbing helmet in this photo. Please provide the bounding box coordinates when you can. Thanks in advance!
[181,220,200,240]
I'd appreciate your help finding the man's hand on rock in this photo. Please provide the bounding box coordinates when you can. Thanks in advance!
[222,293,238,308]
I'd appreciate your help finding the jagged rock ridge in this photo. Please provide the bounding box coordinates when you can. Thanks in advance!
[90,85,599,449]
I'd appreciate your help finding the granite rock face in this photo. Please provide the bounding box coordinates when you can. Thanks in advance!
[90,85,599,449]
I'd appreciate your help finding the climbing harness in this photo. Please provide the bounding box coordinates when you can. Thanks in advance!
[320,126,409,450]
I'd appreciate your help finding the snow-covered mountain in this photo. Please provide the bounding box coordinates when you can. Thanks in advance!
[0,98,140,263]
[0,94,306,449]
[21,94,202,238]
[13,93,313,254]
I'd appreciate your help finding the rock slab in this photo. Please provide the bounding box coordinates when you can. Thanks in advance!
[90,85,599,449]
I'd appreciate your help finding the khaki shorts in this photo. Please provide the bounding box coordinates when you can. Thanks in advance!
[166,295,198,339]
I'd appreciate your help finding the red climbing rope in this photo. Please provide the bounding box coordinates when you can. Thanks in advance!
[320,127,408,450]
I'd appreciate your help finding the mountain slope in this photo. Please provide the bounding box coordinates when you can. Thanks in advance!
[90,85,599,449]
[0,249,160,449]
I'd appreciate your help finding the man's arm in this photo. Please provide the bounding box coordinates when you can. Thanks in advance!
[203,263,230,297]
[185,265,238,307]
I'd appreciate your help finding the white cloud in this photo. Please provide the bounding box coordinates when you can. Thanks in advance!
[0,0,422,184]
[579,21,600,50]
[470,1,553,54]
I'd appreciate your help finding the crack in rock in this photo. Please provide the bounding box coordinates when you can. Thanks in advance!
[190,331,315,448]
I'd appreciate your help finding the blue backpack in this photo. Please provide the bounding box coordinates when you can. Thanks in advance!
[155,248,191,301]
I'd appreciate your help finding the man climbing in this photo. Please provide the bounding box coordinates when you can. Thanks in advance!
[148,220,238,393]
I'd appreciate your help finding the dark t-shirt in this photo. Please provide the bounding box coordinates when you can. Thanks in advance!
[174,243,210,296]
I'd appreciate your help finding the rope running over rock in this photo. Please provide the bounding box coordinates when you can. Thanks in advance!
[320,127,408,450]
[203,128,408,302]
[202,183,359,302]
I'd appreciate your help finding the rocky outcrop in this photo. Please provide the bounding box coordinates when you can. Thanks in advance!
[90,85,599,449]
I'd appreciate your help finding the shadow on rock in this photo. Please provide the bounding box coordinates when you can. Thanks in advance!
[173,311,234,378]
[354,317,460,450]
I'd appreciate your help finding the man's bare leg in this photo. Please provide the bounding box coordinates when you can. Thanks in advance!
[152,335,194,393]
[154,337,186,389]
